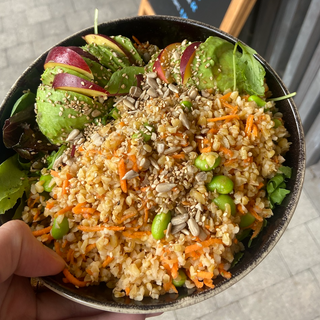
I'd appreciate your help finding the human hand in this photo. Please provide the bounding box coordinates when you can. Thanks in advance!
[0,220,159,320]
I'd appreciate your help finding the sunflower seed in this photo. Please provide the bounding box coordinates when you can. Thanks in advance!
[150,157,160,170]
[164,146,181,155]
[198,227,208,241]
[147,87,158,98]
[129,86,142,98]
[157,143,165,154]
[183,146,193,153]
[146,77,159,89]
[168,83,179,93]
[91,109,101,118]
[188,89,198,100]
[171,213,189,225]
[195,172,207,182]
[156,183,176,193]
[201,89,210,97]
[121,170,139,180]
[171,223,187,235]
[176,205,187,215]
[146,72,157,78]
[66,129,80,142]
[166,222,172,238]
[126,96,136,104]
[188,218,200,236]
[123,99,135,110]
[163,88,170,98]
[179,112,190,129]
[139,157,150,171]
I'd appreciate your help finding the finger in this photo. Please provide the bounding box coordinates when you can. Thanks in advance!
[0,220,65,283]
[37,290,147,320]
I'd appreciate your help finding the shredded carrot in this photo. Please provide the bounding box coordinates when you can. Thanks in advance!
[50,170,59,178]
[257,182,264,190]
[86,268,93,275]
[172,153,185,159]
[27,196,40,209]
[33,209,41,221]
[118,158,128,193]
[252,124,258,137]
[237,204,245,214]
[62,239,68,248]
[119,121,125,127]
[207,114,239,122]
[199,145,212,153]
[128,154,139,172]
[140,186,150,192]
[163,280,172,292]
[220,269,232,279]
[242,94,250,101]
[62,268,88,288]
[45,200,55,210]
[78,146,84,152]
[132,35,143,47]
[170,283,178,293]
[224,159,237,166]
[125,287,131,295]
[67,248,74,262]
[85,243,96,254]
[77,225,105,232]
[122,231,151,238]
[118,211,137,224]
[171,262,179,279]
[197,271,214,279]
[221,101,235,110]
[56,206,73,217]
[193,277,204,288]
[203,278,215,288]
[144,207,149,224]
[219,146,233,158]
[251,220,264,239]
[248,207,263,222]
[32,226,52,237]
[207,127,219,135]
[245,115,254,136]
[220,92,232,101]
[54,241,62,256]
[73,207,97,215]
[40,233,54,242]
[102,256,114,268]
[106,226,126,231]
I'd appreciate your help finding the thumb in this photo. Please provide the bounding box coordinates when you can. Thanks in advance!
[0,220,65,283]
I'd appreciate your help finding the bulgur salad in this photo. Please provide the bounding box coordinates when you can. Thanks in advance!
[0,33,294,301]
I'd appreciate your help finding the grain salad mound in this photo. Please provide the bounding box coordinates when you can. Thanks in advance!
[23,71,290,301]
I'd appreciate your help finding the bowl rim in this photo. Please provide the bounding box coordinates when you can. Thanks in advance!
[0,14,306,314]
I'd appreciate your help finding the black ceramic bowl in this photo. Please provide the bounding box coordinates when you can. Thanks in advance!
[0,15,305,314]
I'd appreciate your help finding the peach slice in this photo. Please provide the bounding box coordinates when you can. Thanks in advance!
[44,47,94,80]
[52,73,108,97]
[153,42,181,83]
[180,42,202,85]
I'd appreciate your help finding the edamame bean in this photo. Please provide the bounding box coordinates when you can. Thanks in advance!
[151,211,172,240]
[248,95,266,107]
[40,174,55,192]
[51,216,69,240]
[273,118,282,128]
[180,100,192,110]
[132,123,155,142]
[195,153,221,172]
[213,194,236,216]
[239,213,256,228]
[207,175,234,194]
[172,269,187,287]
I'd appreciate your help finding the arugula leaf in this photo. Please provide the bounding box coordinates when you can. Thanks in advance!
[269,188,290,207]
[235,42,266,96]
[106,66,145,95]
[267,174,284,194]
[0,155,29,215]
[278,166,292,179]
[10,91,36,116]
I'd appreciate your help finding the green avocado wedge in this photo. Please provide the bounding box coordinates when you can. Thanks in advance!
[189,36,234,90]
[36,85,104,144]
[41,66,91,86]
[113,35,144,66]
[106,66,145,95]
[0,154,29,215]
[82,57,112,87]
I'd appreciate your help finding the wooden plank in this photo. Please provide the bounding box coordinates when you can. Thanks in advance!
[138,0,155,16]
[219,0,257,37]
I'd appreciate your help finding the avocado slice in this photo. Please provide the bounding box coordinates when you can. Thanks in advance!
[113,35,144,66]
[189,36,234,90]
[82,57,112,87]
[83,44,130,72]
[36,85,104,144]
[41,66,91,86]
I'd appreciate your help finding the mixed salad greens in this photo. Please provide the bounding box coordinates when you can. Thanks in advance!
[0,26,294,253]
